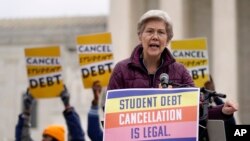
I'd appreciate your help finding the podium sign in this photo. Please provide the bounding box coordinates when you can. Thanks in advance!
[104,88,200,141]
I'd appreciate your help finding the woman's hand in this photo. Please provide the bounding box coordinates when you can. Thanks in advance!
[222,101,238,115]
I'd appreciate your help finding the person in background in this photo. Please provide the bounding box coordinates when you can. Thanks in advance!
[15,86,85,141]
[87,80,103,141]
[107,9,237,119]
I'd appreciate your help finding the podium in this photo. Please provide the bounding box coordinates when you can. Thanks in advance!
[207,120,227,141]
[104,88,200,141]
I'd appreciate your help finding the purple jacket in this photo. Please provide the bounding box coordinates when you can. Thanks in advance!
[107,44,232,120]
[108,44,194,90]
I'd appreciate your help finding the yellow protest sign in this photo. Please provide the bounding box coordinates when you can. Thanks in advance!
[171,38,209,87]
[76,32,114,88]
[24,46,64,98]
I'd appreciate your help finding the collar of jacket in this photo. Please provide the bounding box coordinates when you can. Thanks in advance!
[128,44,176,69]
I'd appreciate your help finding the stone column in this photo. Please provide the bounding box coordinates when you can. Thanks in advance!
[108,0,145,62]
[212,0,239,122]
[159,0,191,40]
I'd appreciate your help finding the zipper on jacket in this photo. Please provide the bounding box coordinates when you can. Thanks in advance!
[149,74,154,87]
[151,58,165,88]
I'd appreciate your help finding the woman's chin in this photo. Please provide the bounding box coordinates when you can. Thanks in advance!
[147,52,161,58]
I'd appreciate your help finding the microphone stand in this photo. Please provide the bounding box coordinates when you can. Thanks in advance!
[199,88,227,141]
[168,81,191,88]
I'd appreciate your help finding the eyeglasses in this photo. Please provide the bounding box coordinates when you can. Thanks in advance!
[143,28,167,37]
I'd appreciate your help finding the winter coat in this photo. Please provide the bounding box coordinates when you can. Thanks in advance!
[87,106,103,141]
[108,44,194,90]
[107,44,232,120]
[64,107,85,141]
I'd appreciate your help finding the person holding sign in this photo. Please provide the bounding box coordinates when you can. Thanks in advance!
[107,10,237,119]
[15,87,85,141]
[87,80,103,141]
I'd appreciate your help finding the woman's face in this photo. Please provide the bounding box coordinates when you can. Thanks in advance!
[139,19,168,59]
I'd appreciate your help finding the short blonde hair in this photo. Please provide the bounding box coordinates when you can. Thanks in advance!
[137,10,173,42]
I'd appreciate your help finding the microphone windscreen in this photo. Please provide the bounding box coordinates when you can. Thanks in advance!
[160,73,169,83]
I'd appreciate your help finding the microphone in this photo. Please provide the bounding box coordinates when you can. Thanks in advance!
[160,73,169,88]
[200,87,227,98]
[160,73,191,88]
